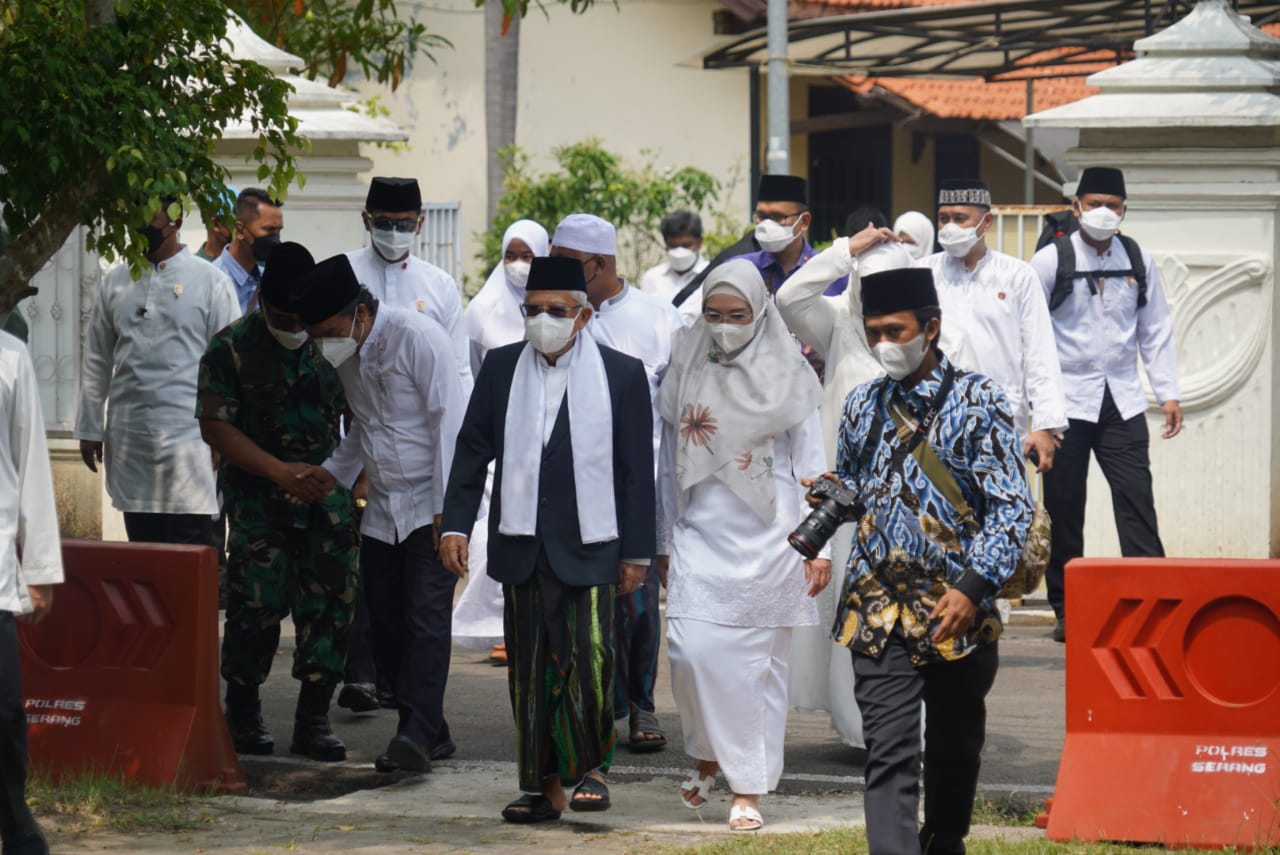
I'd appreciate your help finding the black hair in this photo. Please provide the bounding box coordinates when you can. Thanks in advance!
[913,305,942,351]
[236,187,281,223]
[660,210,703,241]
[843,206,889,236]
[339,286,379,321]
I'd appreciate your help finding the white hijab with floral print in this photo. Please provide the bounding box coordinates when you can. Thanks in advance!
[656,258,822,523]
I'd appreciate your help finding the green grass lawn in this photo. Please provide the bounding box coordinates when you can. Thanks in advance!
[25,771,214,834]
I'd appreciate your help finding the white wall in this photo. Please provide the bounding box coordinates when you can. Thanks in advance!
[356,0,751,288]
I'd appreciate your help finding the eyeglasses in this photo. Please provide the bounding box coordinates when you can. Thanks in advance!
[703,310,753,324]
[753,212,802,225]
[520,304,583,319]
[366,214,422,233]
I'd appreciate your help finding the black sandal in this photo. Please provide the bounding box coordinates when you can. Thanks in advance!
[627,705,667,753]
[569,775,611,812]
[501,793,562,823]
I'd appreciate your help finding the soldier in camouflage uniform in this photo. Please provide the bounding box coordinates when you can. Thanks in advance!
[196,242,360,762]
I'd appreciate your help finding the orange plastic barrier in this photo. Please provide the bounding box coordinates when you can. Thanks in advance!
[1044,558,1280,850]
[17,539,245,794]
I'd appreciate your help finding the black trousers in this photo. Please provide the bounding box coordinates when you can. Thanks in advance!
[360,526,457,749]
[854,634,999,855]
[1043,387,1164,617]
[122,512,214,547]
[0,613,48,855]
[342,568,377,686]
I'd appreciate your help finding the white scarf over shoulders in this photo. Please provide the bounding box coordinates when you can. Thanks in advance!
[500,331,618,544]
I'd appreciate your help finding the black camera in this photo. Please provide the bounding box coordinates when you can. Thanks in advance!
[788,478,864,560]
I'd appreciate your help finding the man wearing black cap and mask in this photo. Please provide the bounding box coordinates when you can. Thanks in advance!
[439,256,655,822]
[294,255,465,774]
[1030,167,1182,643]
[345,176,472,394]
[197,242,359,762]
[918,178,1068,476]
[211,188,284,314]
[818,267,1032,855]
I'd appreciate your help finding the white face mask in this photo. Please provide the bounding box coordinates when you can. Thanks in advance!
[754,219,800,255]
[504,261,531,289]
[266,319,309,351]
[1078,206,1124,241]
[667,246,699,274]
[708,322,755,355]
[371,227,416,260]
[937,222,982,258]
[873,332,929,381]
[317,314,361,368]
[525,312,578,355]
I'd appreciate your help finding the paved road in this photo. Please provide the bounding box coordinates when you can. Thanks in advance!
[238,604,1064,804]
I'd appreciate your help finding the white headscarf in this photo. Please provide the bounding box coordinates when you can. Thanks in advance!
[465,220,549,365]
[656,259,823,524]
[894,211,935,261]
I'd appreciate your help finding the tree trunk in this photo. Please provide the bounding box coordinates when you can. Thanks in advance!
[86,0,116,28]
[484,2,520,227]
[0,198,84,315]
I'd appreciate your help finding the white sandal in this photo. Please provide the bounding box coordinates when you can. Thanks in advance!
[729,803,764,832]
[680,771,716,809]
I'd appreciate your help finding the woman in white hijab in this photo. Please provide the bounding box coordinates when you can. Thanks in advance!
[894,210,936,261]
[655,259,830,832]
[452,219,549,658]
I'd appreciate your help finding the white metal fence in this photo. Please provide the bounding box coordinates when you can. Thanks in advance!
[416,202,463,285]
[990,204,1070,261]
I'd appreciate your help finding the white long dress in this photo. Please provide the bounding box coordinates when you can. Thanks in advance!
[660,409,826,795]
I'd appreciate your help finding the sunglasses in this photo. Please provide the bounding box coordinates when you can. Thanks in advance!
[520,305,583,319]
[366,214,422,233]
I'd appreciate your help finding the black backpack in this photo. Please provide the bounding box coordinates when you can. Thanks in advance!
[1036,210,1148,312]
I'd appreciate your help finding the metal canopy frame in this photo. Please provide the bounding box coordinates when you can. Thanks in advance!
[698,0,1280,80]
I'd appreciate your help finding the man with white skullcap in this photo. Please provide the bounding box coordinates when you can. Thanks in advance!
[550,213,679,756]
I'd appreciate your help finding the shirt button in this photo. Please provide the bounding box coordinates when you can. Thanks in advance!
[539,498,548,507]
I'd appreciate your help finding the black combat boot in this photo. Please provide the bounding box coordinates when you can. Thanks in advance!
[289,682,346,762]
[225,681,273,755]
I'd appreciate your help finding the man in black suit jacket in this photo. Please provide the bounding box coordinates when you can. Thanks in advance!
[440,256,655,824]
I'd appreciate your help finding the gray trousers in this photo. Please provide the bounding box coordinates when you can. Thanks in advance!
[853,633,998,855]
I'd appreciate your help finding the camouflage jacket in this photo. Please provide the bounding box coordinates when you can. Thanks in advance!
[197,312,353,529]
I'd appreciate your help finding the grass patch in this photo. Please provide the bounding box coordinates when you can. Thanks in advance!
[653,827,1247,854]
[972,795,1045,827]
[25,770,215,834]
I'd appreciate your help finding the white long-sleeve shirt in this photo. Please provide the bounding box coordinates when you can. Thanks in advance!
[345,246,473,397]
[589,283,682,464]
[1029,232,1180,422]
[776,240,979,467]
[637,257,709,326]
[74,249,240,514]
[1,332,64,614]
[916,248,1068,435]
[324,306,464,545]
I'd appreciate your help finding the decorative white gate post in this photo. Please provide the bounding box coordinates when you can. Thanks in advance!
[1025,0,1280,557]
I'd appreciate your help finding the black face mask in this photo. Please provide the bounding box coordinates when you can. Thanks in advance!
[250,231,281,263]
[137,224,167,256]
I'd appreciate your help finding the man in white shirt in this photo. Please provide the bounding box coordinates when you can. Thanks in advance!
[345,177,472,395]
[551,213,679,753]
[916,179,1069,471]
[75,200,241,545]
[1029,167,1182,643]
[0,330,64,855]
[211,188,283,313]
[296,255,464,775]
[637,210,709,325]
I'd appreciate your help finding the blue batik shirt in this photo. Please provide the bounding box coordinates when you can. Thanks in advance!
[831,355,1033,666]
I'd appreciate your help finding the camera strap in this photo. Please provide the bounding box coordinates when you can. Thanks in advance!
[886,362,956,470]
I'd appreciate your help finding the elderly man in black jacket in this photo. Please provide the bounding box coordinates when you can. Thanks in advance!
[441,256,655,824]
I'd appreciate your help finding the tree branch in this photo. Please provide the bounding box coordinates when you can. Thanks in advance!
[0,186,95,315]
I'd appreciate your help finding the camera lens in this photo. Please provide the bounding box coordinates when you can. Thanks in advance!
[788,501,843,560]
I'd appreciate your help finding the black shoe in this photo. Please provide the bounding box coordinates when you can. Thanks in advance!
[1052,618,1066,643]
[430,738,457,761]
[377,688,397,709]
[289,715,346,762]
[227,713,274,755]
[337,683,380,713]
[376,734,430,773]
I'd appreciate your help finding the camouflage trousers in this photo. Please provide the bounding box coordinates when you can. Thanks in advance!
[220,518,359,687]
